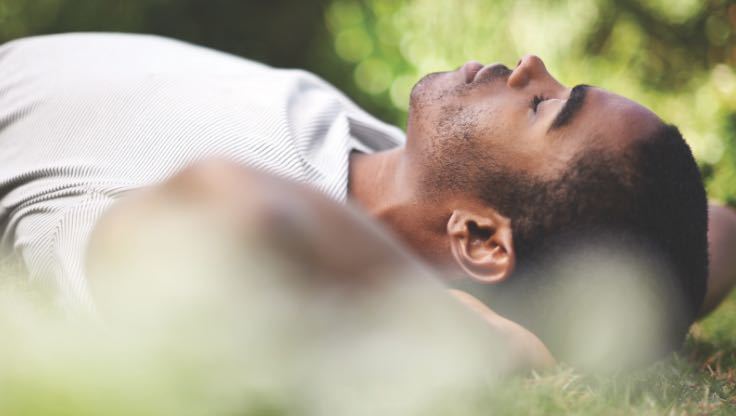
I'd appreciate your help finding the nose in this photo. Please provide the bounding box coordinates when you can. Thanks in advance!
[508,54,551,88]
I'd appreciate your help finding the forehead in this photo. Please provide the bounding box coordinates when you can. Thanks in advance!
[519,88,663,180]
[563,87,662,153]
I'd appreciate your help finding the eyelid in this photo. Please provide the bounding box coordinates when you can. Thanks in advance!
[531,95,547,112]
[537,97,564,112]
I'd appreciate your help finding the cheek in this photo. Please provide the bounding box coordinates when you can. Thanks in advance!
[471,109,553,173]
[470,105,520,151]
[431,105,486,148]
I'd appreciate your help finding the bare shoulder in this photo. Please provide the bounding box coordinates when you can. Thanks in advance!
[87,159,425,296]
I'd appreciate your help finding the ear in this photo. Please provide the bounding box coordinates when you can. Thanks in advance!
[446,208,515,283]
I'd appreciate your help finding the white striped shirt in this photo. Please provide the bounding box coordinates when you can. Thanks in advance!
[0,33,405,306]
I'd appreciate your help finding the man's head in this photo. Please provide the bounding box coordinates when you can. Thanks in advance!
[400,55,708,359]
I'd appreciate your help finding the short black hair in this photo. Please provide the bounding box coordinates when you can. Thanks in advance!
[463,123,708,363]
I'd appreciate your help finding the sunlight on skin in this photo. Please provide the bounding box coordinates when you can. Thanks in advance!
[448,289,555,369]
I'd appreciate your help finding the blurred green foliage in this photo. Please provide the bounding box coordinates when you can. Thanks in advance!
[0,0,734,202]
[324,0,736,204]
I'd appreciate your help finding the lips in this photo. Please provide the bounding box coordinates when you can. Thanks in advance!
[462,61,512,84]
[462,61,484,83]
[474,63,512,83]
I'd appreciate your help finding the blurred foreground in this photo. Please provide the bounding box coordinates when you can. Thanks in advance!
[0,190,713,414]
[0,203,509,416]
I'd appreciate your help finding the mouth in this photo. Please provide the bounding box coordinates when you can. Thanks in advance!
[462,61,484,84]
[462,61,512,84]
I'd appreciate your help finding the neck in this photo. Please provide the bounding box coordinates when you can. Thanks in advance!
[348,147,408,220]
[349,148,453,268]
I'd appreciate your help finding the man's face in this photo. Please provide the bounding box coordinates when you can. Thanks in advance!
[406,55,662,185]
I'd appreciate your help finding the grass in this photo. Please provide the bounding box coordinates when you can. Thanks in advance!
[1,253,735,415]
[478,291,736,415]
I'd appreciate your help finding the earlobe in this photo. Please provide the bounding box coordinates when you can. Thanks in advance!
[447,209,515,284]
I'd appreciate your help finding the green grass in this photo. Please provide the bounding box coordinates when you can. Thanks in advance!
[477,292,736,415]
[1,253,735,415]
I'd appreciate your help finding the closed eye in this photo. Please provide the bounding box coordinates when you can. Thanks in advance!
[530,95,548,112]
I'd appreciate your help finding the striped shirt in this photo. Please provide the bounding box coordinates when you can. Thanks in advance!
[0,33,405,306]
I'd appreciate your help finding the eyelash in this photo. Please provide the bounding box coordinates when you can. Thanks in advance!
[530,95,548,112]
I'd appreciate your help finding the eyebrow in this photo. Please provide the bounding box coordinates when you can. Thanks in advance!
[549,84,590,131]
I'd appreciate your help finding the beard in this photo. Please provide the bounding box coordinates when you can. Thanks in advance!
[410,101,492,200]
[406,69,507,199]
[407,71,447,123]
[410,63,511,111]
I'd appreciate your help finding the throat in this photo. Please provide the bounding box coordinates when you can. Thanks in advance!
[349,150,451,266]
[348,147,407,219]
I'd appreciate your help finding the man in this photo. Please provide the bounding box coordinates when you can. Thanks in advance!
[0,33,726,368]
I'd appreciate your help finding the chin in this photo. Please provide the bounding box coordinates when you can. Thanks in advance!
[409,71,446,105]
